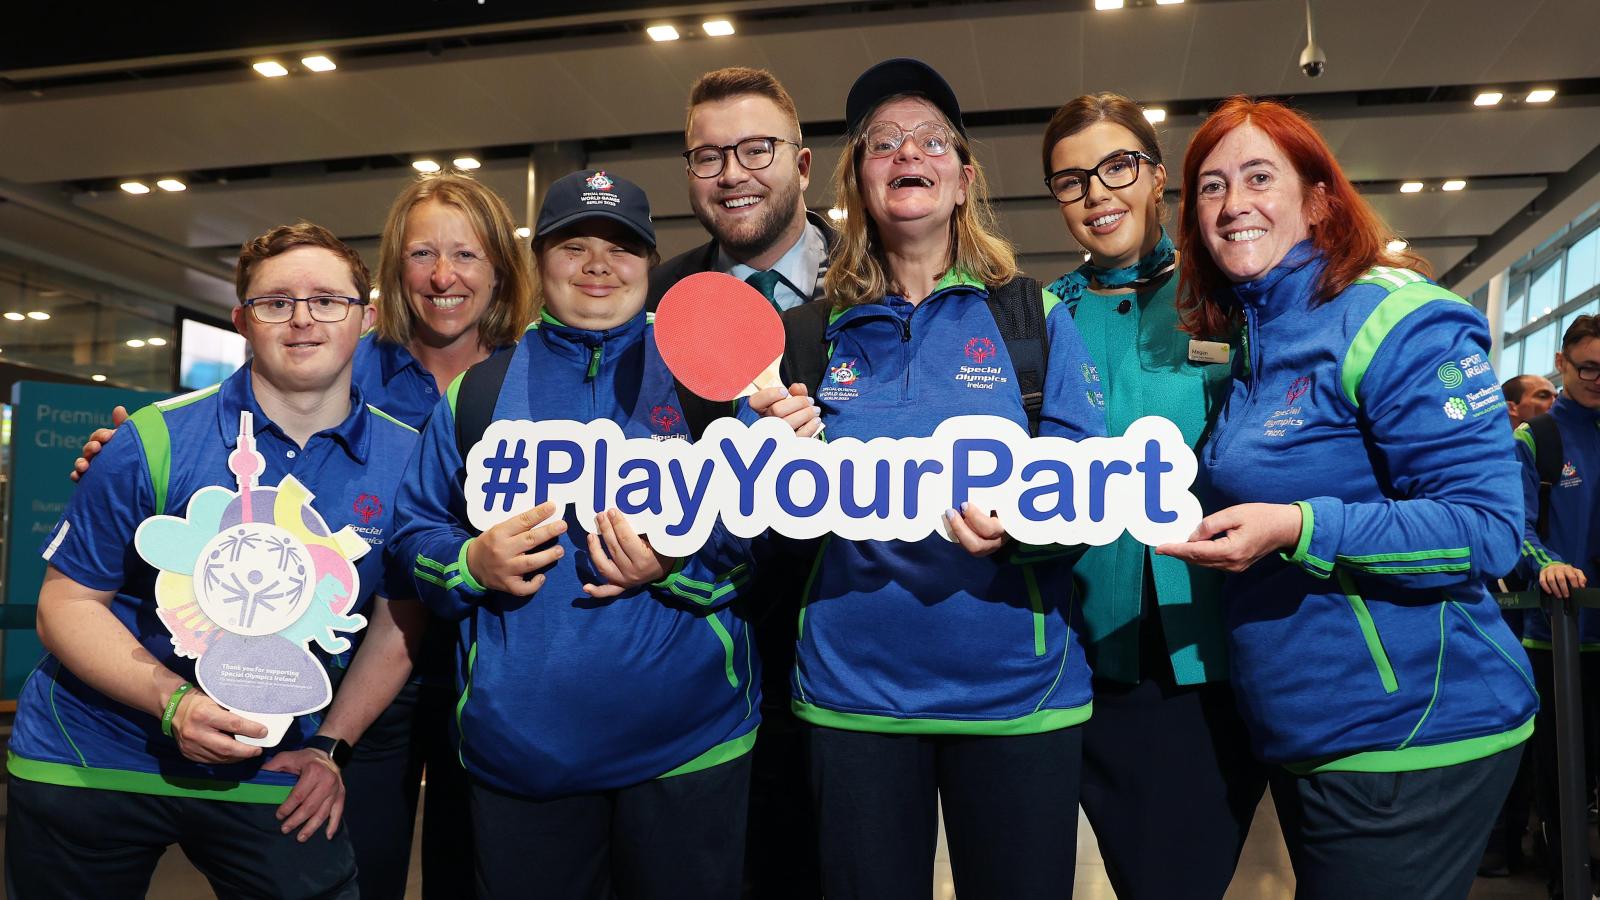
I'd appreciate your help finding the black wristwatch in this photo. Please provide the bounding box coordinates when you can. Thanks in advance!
[305,734,353,768]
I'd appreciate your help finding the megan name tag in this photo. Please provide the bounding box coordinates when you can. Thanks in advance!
[1188,340,1230,365]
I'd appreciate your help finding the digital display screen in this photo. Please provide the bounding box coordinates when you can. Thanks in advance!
[177,314,248,390]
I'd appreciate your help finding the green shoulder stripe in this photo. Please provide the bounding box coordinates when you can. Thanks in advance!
[1513,422,1536,456]
[1340,280,1469,409]
[446,371,468,416]
[1042,286,1063,318]
[366,404,419,433]
[127,405,171,517]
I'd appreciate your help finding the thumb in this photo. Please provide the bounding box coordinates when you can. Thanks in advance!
[222,711,269,739]
[112,405,130,426]
[788,382,811,399]
[1189,507,1244,542]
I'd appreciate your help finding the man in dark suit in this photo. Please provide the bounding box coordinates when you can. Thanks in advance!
[647,67,830,899]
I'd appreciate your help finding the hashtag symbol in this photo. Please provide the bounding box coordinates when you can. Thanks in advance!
[480,439,530,513]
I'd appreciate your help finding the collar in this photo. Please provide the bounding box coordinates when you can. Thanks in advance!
[1047,228,1176,305]
[1229,240,1323,317]
[217,363,371,464]
[719,219,829,308]
[1554,392,1600,426]
[535,307,648,356]
[366,331,425,385]
[827,268,984,338]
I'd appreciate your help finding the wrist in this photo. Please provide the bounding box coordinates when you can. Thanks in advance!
[161,683,195,737]
[305,734,353,768]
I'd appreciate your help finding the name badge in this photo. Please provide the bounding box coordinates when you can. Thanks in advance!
[1188,340,1230,365]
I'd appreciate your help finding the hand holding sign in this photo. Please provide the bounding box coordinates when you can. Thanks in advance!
[465,501,567,596]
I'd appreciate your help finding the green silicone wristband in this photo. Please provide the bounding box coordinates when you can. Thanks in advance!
[161,683,194,737]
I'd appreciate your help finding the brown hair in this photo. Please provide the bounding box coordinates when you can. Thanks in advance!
[1041,92,1164,176]
[1176,96,1431,336]
[374,172,534,349]
[686,67,802,141]
[1562,314,1600,353]
[235,222,370,302]
[825,94,1016,308]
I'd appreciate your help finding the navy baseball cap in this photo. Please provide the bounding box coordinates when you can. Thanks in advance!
[845,58,965,137]
[535,169,656,248]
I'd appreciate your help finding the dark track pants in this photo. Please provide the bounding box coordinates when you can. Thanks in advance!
[469,752,752,900]
[808,725,1083,900]
[340,681,425,900]
[5,775,357,900]
[1270,745,1525,900]
[1527,647,1600,892]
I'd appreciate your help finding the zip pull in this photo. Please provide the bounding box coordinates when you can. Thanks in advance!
[586,345,602,380]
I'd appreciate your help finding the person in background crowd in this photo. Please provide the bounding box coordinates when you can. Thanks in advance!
[1039,92,1267,900]
[649,65,831,897]
[753,58,1105,899]
[1158,96,1536,899]
[1507,373,1558,428]
[1512,314,1600,898]
[9,223,421,900]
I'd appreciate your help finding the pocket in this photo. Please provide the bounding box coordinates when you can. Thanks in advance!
[704,610,739,689]
[1336,569,1400,694]
[1022,563,1047,658]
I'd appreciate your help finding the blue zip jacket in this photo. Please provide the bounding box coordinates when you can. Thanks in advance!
[1203,244,1536,771]
[1515,393,1600,647]
[389,310,759,800]
[778,271,1106,734]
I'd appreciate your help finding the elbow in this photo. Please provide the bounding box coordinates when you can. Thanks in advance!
[1479,512,1522,579]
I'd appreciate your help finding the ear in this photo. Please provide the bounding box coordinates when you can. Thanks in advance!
[956,163,975,206]
[1152,163,1168,197]
[796,146,812,192]
[1308,181,1330,225]
[231,305,250,338]
[360,301,377,333]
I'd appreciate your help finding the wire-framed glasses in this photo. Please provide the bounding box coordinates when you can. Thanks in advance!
[241,295,367,324]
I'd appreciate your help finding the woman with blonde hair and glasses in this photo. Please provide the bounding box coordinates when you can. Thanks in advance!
[757,58,1105,899]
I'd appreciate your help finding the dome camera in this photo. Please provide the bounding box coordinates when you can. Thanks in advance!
[1299,0,1325,78]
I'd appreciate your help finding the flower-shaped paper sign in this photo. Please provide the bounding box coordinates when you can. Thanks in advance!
[133,411,369,747]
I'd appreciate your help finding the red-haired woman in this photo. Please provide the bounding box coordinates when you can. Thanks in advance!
[1157,96,1536,897]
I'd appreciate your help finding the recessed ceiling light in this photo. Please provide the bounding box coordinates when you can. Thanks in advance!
[515,226,532,239]
[26,311,49,321]
[148,337,168,346]
[413,160,441,173]
[1156,0,1184,4]
[1400,181,1424,194]
[647,24,680,41]
[121,181,150,194]
[156,179,186,192]
[1387,239,1409,253]
[91,374,107,382]
[452,157,481,170]
[3,312,23,321]
[301,55,336,73]
[253,61,289,78]
[1474,91,1503,106]
[1442,179,1467,191]
[1095,0,1125,7]
[703,19,735,36]
[126,339,146,348]
[1526,88,1556,103]
[1143,107,1167,124]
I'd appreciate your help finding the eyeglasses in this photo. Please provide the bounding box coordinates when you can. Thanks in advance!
[1571,363,1600,382]
[241,295,368,324]
[1045,150,1157,204]
[861,122,955,158]
[683,137,799,179]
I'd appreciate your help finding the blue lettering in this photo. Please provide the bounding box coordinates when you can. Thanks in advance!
[1018,460,1075,522]
[532,439,580,507]
[951,438,1013,509]
[591,439,607,514]
[1136,439,1177,524]
[902,459,944,519]
[666,458,716,537]
[840,459,891,519]
[616,459,662,516]
[1089,459,1132,523]
[720,437,778,516]
[776,459,829,517]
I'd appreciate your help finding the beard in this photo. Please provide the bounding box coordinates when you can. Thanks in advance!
[694,174,806,260]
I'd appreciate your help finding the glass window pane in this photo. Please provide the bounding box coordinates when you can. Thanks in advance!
[1530,263,1561,323]
[1523,323,1558,378]
[1502,340,1522,378]
[1566,228,1598,301]
[1505,276,1527,332]
[1563,299,1599,337]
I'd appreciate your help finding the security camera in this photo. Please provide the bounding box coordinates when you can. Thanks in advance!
[1299,0,1325,78]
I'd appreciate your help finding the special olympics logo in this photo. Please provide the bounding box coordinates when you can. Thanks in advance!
[829,360,859,385]
[1437,362,1465,390]
[585,171,614,191]
[353,494,383,524]
[1285,375,1312,404]
[965,337,996,364]
[650,405,683,432]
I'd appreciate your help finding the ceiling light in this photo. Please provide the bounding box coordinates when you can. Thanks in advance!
[452,156,481,171]
[1143,107,1166,124]
[156,179,186,192]
[1156,0,1184,4]
[148,337,168,346]
[703,19,735,36]
[26,311,49,321]
[1442,179,1467,191]
[1526,88,1556,103]
[126,339,146,348]
[1473,91,1503,106]
[91,374,107,382]
[301,55,336,73]
[515,226,532,239]
[1095,0,1125,8]
[120,181,150,194]
[647,24,680,41]
[1400,181,1424,193]
[1387,239,1409,253]
[3,312,22,321]
[413,159,441,173]
[827,207,846,222]
[253,61,289,78]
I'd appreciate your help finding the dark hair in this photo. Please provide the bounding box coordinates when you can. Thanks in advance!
[686,67,801,140]
[235,222,370,302]
[1502,374,1543,403]
[1041,92,1163,178]
[1562,314,1600,353]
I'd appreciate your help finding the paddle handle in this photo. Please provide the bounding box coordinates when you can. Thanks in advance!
[740,356,825,441]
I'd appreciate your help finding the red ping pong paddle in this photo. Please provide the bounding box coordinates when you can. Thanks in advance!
[655,271,786,402]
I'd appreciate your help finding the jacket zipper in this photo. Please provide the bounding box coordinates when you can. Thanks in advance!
[1208,310,1260,467]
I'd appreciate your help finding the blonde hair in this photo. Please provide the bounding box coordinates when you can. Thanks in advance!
[374,172,534,349]
[825,95,1016,308]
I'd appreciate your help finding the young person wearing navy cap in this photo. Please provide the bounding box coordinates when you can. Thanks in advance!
[7,223,422,899]
[393,170,810,899]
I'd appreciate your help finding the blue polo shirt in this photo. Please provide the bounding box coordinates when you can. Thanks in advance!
[352,331,445,429]
[8,364,419,803]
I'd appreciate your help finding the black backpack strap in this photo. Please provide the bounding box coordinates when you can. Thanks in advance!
[453,347,516,459]
[674,380,728,441]
[985,276,1048,437]
[779,300,835,400]
[1526,412,1564,540]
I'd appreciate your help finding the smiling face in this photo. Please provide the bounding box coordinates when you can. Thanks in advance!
[537,219,651,331]
[233,246,373,395]
[1048,121,1165,271]
[1194,122,1320,283]
[858,97,973,244]
[399,199,498,350]
[685,94,811,266]
[1557,337,1600,410]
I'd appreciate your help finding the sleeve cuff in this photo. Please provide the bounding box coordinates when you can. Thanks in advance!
[457,538,487,595]
[650,556,688,589]
[1279,500,1334,579]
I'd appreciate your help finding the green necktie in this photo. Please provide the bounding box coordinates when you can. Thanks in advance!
[745,269,786,311]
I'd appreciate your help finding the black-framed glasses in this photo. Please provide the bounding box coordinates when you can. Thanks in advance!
[683,137,799,179]
[1045,150,1157,204]
[1572,363,1600,382]
[241,295,367,324]
[862,121,955,158]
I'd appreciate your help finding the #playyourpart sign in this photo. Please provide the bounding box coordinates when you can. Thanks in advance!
[464,415,1201,558]
[134,412,369,747]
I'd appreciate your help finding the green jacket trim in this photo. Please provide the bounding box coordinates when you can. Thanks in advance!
[455,640,478,767]
[8,752,292,805]
[1285,716,1534,774]
[1522,639,1600,652]
[657,728,758,780]
[446,371,467,416]
[1337,570,1400,694]
[128,405,172,517]
[792,700,1091,736]
[366,404,419,433]
[1340,280,1468,408]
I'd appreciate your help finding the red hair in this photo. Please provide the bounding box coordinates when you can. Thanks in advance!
[1176,96,1431,336]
